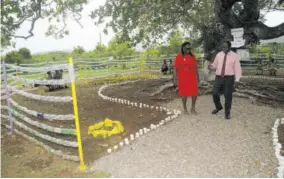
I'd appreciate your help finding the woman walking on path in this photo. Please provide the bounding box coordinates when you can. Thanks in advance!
[174,42,199,114]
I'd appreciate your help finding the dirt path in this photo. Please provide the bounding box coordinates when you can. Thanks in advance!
[89,95,283,177]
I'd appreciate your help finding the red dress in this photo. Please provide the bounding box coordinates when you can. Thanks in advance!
[174,53,198,97]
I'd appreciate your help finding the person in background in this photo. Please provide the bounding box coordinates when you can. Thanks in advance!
[208,41,242,120]
[174,42,199,115]
[169,59,174,74]
[256,60,263,75]
[161,59,169,75]
[267,56,279,76]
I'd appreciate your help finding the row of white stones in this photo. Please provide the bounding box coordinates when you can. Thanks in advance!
[97,80,182,154]
[272,118,284,178]
[242,76,284,81]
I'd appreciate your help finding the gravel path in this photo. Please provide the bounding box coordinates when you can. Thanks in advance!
[88,95,283,177]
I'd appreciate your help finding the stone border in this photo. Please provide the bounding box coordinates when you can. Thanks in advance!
[9,98,74,121]
[1,106,75,135]
[272,118,284,178]
[8,85,72,102]
[1,123,79,162]
[1,112,78,148]
[8,75,70,85]
[97,80,182,154]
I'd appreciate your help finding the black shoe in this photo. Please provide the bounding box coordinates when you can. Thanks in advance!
[212,107,223,114]
[225,113,231,120]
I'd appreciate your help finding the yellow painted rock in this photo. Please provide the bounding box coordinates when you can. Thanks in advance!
[93,121,104,130]
[88,118,125,139]
[104,118,113,127]
[88,125,95,135]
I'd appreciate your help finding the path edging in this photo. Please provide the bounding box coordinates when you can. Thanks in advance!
[272,118,284,178]
[97,80,182,154]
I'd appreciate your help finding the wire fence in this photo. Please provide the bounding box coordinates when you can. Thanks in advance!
[6,53,283,78]
[1,59,86,167]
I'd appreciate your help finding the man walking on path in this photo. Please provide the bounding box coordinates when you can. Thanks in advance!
[208,41,242,119]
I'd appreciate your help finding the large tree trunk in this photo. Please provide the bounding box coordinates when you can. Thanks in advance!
[203,0,284,63]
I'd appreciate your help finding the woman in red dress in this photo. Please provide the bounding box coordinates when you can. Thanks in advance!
[174,42,199,114]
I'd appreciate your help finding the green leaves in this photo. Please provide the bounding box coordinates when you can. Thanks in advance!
[90,0,214,48]
[72,46,85,56]
[18,48,32,59]
[3,47,32,64]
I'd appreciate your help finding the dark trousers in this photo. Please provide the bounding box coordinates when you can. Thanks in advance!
[212,75,235,115]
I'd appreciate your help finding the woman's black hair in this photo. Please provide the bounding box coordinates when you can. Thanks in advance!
[181,42,191,56]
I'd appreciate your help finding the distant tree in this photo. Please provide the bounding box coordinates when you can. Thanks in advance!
[168,31,184,54]
[4,51,23,64]
[93,43,108,57]
[260,46,271,54]
[108,35,136,59]
[18,48,32,59]
[248,44,258,54]
[146,47,161,57]
[32,51,70,62]
[72,46,85,56]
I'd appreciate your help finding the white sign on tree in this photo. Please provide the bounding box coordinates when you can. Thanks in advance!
[231,28,245,48]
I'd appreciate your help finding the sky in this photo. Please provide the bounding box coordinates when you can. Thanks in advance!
[2,0,284,55]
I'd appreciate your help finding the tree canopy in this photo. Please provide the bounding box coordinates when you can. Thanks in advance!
[18,48,32,59]
[1,0,284,50]
[3,47,32,64]
[72,46,85,56]
[90,0,284,48]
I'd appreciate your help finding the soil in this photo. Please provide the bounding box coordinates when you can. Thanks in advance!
[1,80,168,178]
[2,75,284,177]
[104,78,179,105]
[1,128,111,178]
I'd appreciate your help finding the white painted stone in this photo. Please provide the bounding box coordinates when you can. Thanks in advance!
[107,148,112,153]
[277,167,284,178]
[281,118,284,124]
[130,134,134,140]
[135,132,140,138]
[273,133,278,138]
[119,142,124,147]
[143,128,147,134]
[113,145,118,150]
[139,129,143,135]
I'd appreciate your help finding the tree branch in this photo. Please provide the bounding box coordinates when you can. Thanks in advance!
[72,13,83,28]
[250,21,284,40]
[10,0,42,40]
